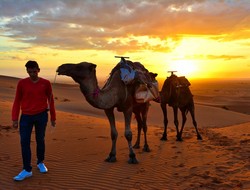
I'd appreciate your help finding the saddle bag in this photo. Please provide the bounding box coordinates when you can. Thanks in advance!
[135,81,159,103]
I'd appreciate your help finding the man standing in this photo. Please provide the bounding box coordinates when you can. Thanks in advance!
[12,60,56,181]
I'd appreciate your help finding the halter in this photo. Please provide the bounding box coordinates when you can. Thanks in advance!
[92,88,100,98]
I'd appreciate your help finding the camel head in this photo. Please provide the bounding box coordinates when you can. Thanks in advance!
[57,62,97,82]
[149,72,158,81]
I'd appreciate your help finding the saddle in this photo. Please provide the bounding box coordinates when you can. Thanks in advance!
[119,59,159,103]
[176,76,191,87]
[135,81,159,103]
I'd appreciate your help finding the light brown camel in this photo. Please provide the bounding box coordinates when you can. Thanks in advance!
[159,72,202,141]
[57,60,157,163]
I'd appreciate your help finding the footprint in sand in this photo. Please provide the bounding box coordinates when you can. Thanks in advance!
[0,125,12,132]
[77,137,87,141]
[96,136,109,139]
[61,98,70,102]
[136,167,146,174]
[178,163,185,167]
[52,138,66,142]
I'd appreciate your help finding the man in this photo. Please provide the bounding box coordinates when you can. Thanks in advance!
[12,60,56,181]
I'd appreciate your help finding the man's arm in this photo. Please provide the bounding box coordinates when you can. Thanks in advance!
[12,81,22,128]
[47,81,56,126]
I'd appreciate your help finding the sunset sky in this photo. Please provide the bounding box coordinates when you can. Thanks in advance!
[0,0,250,82]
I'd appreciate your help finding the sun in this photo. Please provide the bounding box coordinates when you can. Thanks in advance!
[168,60,198,78]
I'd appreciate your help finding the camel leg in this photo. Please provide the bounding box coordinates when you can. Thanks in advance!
[123,109,138,164]
[141,104,150,152]
[133,112,142,149]
[179,109,187,141]
[173,107,181,141]
[160,103,168,141]
[104,108,118,162]
[190,107,202,140]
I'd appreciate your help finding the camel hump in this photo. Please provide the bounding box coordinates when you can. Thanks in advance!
[178,76,191,86]
[131,62,149,73]
[119,60,151,85]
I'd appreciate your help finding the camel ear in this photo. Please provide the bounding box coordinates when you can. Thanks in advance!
[89,64,97,71]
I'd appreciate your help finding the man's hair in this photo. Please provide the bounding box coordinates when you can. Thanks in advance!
[25,60,40,69]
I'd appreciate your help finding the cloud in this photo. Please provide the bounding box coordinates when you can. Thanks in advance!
[186,54,246,61]
[0,0,250,53]
[206,55,246,61]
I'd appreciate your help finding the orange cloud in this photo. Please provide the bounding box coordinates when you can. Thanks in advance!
[1,0,249,53]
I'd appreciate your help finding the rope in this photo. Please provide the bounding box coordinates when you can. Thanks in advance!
[48,72,58,110]
[52,72,58,86]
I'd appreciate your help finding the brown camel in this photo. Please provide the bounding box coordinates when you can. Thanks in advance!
[159,72,202,141]
[132,71,158,152]
[57,60,157,163]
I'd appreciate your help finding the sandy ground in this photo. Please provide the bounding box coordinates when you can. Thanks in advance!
[0,75,250,190]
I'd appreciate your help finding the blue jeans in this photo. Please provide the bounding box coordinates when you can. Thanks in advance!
[19,110,48,172]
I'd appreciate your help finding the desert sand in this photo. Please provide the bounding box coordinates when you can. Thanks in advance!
[0,75,250,190]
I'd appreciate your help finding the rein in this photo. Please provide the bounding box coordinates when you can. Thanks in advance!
[52,72,58,87]
[47,72,58,110]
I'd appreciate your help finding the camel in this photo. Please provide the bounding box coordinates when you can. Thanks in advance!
[57,59,157,164]
[132,71,158,152]
[159,72,202,141]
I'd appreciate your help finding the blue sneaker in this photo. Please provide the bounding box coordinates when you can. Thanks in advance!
[37,162,48,173]
[13,170,32,181]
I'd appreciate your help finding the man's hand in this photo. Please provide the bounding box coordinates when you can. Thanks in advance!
[13,121,18,129]
[51,120,56,127]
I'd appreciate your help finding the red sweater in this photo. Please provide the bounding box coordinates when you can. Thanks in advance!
[12,77,56,121]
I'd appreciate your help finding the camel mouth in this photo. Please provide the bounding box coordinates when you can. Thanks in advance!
[56,69,62,75]
[56,68,63,75]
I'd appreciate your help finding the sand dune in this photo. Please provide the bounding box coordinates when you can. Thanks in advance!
[0,75,250,189]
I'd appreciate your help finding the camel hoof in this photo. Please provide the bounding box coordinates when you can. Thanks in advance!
[133,143,140,149]
[128,157,138,164]
[197,135,203,140]
[128,153,138,164]
[160,136,167,141]
[105,153,117,163]
[143,145,150,152]
[176,137,183,142]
